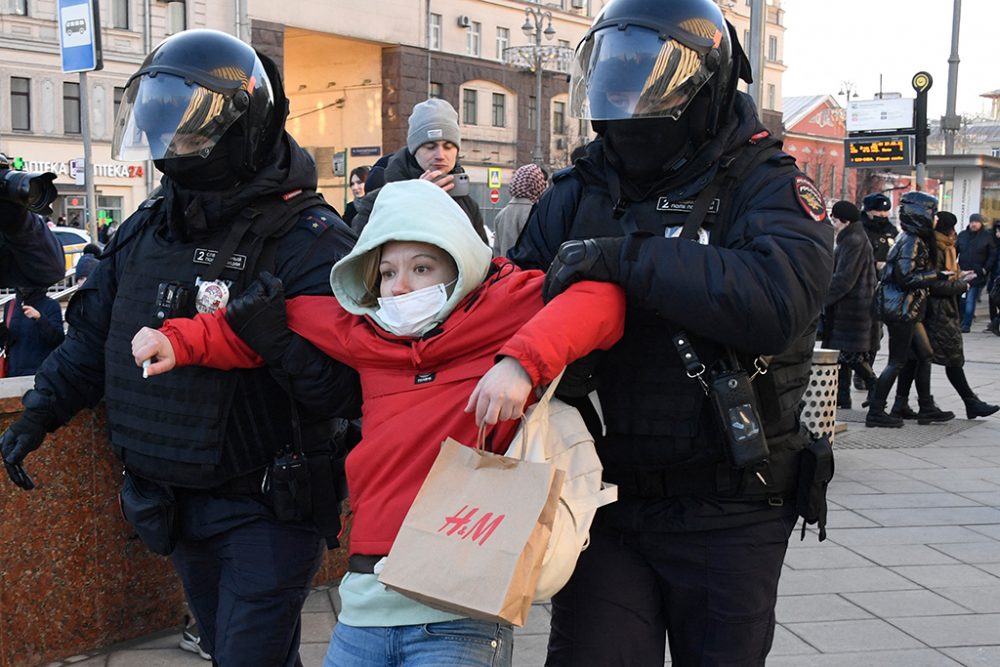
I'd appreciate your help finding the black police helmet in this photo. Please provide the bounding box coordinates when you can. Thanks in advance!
[568,0,751,136]
[112,29,287,175]
[862,192,892,212]
[898,191,938,233]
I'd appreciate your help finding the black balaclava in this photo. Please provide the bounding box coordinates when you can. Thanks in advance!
[153,134,241,192]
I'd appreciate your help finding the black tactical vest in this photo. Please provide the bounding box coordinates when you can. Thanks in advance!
[105,200,297,488]
[568,143,816,497]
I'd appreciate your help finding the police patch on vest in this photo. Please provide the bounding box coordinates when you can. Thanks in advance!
[793,177,827,222]
[657,198,720,214]
[193,248,247,271]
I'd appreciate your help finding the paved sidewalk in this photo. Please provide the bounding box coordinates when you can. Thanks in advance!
[44,327,1000,666]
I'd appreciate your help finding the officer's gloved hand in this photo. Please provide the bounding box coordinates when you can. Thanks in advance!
[0,200,29,235]
[542,237,624,302]
[225,271,291,364]
[0,409,51,490]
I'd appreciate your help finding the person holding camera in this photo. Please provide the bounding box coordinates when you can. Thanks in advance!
[348,98,487,243]
[508,0,835,664]
[0,29,359,667]
[0,158,65,289]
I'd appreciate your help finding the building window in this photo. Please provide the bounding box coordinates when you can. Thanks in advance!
[97,195,124,231]
[992,147,1000,158]
[463,88,478,125]
[552,101,566,135]
[766,83,775,110]
[528,95,537,131]
[767,35,778,62]
[429,13,441,51]
[166,0,186,33]
[496,27,509,61]
[7,0,27,15]
[429,82,443,99]
[492,92,506,127]
[467,21,481,57]
[111,0,129,29]
[64,81,81,134]
[11,76,30,131]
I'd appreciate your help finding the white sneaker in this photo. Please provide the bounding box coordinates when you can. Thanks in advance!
[179,615,212,661]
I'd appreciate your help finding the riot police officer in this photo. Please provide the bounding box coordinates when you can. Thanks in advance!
[0,30,359,666]
[510,0,834,664]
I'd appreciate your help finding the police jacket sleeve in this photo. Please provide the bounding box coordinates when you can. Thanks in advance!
[825,232,867,307]
[0,208,66,287]
[266,213,361,420]
[496,275,625,386]
[27,231,122,427]
[507,173,582,271]
[618,173,835,354]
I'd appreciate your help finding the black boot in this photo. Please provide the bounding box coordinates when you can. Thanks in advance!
[889,397,919,419]
[916,396,955,425]
[852,372,867,391]
[837,366,852,409]
[866,406,904,428]
[964,397,1000,419]
[988,318,1000,337]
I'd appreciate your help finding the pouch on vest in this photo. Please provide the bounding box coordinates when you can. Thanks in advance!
[119,471,177,556]
[265,447,312,523]
[796,436,834,541]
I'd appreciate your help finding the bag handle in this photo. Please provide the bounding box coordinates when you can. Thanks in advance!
[507,368,567,461]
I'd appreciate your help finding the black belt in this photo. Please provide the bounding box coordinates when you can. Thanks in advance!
[214,467,267,496]
[347,554,387,574]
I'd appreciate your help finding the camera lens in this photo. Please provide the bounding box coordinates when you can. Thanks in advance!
[0,169,58,213]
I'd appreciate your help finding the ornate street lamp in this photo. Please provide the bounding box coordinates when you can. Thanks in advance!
[502,5,569,171]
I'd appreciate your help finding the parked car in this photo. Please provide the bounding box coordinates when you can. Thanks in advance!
[50,226,93,273]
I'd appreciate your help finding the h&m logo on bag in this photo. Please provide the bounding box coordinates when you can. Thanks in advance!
[438,505,506,546]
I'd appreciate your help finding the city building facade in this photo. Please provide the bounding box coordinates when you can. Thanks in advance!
[1,0,788,220]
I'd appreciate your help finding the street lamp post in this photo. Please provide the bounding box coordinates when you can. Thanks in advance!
[837,81,858,201]
[522,5,555,170]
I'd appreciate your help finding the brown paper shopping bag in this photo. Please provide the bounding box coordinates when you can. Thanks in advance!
[378,435,564,627]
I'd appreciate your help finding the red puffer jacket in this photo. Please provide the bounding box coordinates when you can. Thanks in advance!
[163,260,625,556]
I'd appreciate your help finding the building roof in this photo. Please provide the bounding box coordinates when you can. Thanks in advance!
[782,95,838,130]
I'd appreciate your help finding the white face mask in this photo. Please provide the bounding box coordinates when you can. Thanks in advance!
[376,282,449,337]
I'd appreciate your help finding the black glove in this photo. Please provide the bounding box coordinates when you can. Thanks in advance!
[224,271,291,364]
[542,237,624,302]
[0,409,51,490]
[0,200,29,235]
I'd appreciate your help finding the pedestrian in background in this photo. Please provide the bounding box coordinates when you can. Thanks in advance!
[492,163,547,257]
[2,286,65,377]
[867,193,951,428]
[985,220,1000,335]
[349,98,487,242]
[893,211,998,420]
[342,165,369,227]
[822,200,877,410]
[857,192,897,389]
[956,213,996,333]
[511,0,835,662]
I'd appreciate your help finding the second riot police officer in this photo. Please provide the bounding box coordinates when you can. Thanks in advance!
[510,0,835,664]
[0,29,359,666]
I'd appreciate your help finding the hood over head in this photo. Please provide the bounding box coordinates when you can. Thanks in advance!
[330,179,492,333]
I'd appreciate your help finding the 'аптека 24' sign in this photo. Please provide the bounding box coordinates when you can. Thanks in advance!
[844,135,913,168]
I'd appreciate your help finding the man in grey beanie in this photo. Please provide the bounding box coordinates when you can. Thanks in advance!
[349,99,487,242]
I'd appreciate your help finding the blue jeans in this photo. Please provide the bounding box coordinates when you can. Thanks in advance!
[324,618,514,667]
[961,283,982,330]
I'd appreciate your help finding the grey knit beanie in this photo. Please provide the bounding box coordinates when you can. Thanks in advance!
[407,99,461,155]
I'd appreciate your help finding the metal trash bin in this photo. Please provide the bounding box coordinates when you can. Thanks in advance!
[801,347,839,443]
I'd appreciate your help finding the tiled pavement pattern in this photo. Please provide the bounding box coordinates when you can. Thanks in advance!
[43,323,1000,666]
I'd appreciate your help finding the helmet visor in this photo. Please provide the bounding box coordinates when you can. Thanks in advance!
[569,25,719,121]
[112,72,246,161]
